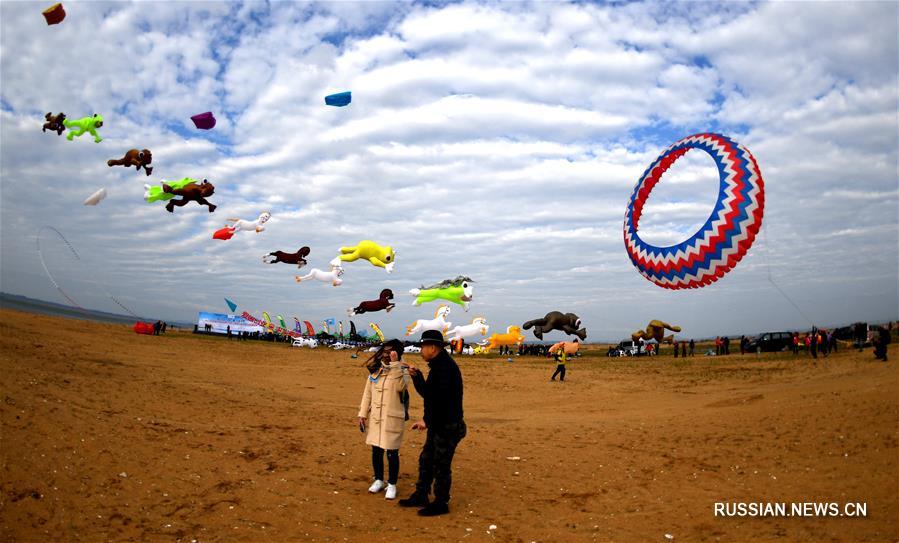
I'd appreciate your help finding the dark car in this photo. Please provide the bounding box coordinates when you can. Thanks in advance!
[746,332,794,353]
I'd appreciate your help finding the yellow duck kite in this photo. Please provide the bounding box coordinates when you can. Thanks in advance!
[330,240,396,273]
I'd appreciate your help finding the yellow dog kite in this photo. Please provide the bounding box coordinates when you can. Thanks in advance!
[330,240,396,273]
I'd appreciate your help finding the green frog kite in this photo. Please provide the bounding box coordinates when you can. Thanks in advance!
[409,276,474,311]
[64,114,104,143]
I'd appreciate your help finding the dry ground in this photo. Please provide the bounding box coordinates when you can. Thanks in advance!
[1,309,897,542]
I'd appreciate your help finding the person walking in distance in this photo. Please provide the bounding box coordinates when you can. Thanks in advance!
[551,348,568,381]
[399,330,466,516]
[689,339,695,357]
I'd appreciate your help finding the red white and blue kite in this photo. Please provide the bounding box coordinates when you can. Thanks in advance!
[623,133,765,289]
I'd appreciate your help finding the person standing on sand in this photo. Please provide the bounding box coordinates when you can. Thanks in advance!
[551,347,567,381]
[689,339,695,357]
[673,340,679,358]
[399,330,466,517]
[873,327,890,361]
[715,336,721,356]
[681,341,686,358]
[358,339,409,501]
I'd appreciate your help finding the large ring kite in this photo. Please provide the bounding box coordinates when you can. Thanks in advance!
[624,133,765,289]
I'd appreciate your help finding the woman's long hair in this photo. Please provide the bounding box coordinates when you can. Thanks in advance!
[365,338,404,373]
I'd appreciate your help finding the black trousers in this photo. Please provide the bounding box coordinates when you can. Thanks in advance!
[372,446,399,484]
[551,364,566,381]
[415,421,466,504]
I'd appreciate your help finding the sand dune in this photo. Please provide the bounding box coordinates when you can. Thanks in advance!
[1,309,896,542]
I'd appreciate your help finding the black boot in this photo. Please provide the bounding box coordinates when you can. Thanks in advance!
[418,501,449,516]
[398,492,429,508]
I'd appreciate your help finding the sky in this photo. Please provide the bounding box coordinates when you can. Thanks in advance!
[1,0,896,342]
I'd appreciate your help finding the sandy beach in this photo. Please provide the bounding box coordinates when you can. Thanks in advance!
[1,308,897,542]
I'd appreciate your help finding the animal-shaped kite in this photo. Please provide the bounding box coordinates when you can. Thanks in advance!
[330,240,395,273]
[523,311,586,340]
[348,289,395,316]
[325,91,351,107]
[191,112,216,130]
[64,114,103,143]
[263,247,310,268]
[631,320,681,344]
[410,276,474,311]
[83,188,106,206]
[144,178,216,213]
[624,133,765,289]
[447,317,489,342]
[42,112,66,135]
[295,265,344,287]
[213,212,271,240]
[482,326,525,353]
[549,339,580,356]
[406,305,451,336]
[42,3,65,25]
[107,149,153,176]
[447,317,489,353]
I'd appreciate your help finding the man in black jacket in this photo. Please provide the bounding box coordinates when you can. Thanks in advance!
[399,330,466,516]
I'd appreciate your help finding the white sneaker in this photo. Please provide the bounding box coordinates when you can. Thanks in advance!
[385,484,397,500]
[368,480,386,493]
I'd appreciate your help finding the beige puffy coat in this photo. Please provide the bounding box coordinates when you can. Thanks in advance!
[358,362,409,450]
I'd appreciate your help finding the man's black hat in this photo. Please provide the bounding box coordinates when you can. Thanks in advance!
[420,329,449,346]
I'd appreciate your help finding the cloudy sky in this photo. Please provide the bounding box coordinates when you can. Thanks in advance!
[1,1,896,341]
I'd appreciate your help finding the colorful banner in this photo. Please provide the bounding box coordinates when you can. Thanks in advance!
[241,312,303,339]
[197,312,264,334]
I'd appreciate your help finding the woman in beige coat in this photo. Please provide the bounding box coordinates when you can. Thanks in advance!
[358,339,410,500]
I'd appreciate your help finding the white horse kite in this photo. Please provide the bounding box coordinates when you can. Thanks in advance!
[406,305,451,336]
[295,265,344,287]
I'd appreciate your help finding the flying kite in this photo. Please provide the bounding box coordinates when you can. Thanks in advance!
[107,149,153,176]
[632,320,681,344]
[225,299,237,312]
[42,112,66,135]
[83,188,107,206]
[624,133,765,289]
[523,311,586,340]
[348,289,395,316]
[263,247,310,268]
[410,276,473,311]
[482,326,525,353]
[406,305,451,336]
[325,91,351,107]
[144,178,216,213]
[330,240,395,273]
[214,212,271,240]
[447,317,489,342]
[295,265,344,287]
[191,112,216,130]
[64,114,103,142]
[42,3,65,25]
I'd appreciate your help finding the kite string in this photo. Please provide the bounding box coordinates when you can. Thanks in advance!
[761,222,814,327]
[37,226,141,319]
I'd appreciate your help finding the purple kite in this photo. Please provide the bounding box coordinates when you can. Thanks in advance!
[191,112,216,130]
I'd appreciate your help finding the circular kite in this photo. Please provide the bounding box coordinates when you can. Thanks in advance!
[623,133,765,289]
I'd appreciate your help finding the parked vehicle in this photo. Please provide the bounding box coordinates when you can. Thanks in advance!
[607,340,652,357]
[745,332,793,353]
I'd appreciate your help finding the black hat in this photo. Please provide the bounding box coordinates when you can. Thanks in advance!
[420,329,448,346]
